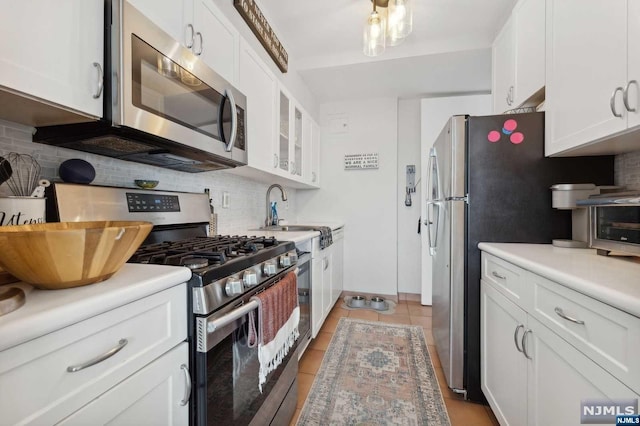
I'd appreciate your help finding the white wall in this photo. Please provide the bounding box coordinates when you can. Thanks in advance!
[419,95,491,305]
[296,98,398,297]
[397,99,422,294]
[0,119,297,234]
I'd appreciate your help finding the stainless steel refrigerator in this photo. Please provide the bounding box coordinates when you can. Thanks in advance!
[426,112,614,402]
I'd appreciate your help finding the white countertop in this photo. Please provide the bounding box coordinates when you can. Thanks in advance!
[244,222,345,244]
[478,243,640,318]
[0,264,192,352]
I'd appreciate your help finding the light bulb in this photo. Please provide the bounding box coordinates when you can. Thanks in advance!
[388,0,412,44]
[363,10,386,56]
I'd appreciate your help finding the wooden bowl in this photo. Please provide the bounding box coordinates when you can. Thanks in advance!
[0,221,153,289]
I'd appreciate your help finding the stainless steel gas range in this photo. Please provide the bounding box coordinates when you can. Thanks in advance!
[46,183,309,426]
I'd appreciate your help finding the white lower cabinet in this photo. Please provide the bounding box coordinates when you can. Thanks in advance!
[481,282,528,425]
[310,231,345,337]
[527,316,634,426]
[59,342,189,426]
[0,284,187,425]
[481,252,639,426]
[311,249,332,337]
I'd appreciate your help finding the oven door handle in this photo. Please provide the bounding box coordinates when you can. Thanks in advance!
[205,299,259,335]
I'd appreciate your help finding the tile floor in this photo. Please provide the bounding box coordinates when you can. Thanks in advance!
[290,300,500,426]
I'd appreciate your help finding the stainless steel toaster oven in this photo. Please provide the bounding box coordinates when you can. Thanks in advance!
[577,192,640,256]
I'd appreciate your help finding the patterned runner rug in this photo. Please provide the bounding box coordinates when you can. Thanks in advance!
[297,318,450,425]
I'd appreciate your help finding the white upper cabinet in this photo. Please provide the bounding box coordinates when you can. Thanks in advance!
[0,0,104,120]
[129,0,238,84]
[545,0,640,156]
[627,0,640,130]
[492,0,545,114]
[513,0,545,107]
[238,39,278,173]
[492,18,515,114]
[127,0,187,45]
[193,0,239,85]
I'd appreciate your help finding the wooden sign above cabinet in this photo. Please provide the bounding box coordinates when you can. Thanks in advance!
[233,0,288,73]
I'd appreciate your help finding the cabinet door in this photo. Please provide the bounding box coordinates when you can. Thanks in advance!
[322,252,333,318]
[278,89,292,174]
[481,281,528,426]
[513,0,545,106]
[627,0,640,129]
[492,17,515,114]
[311,257,324,337]
[526,317,637,426]
[331,237,344,304]
[545,0,627,156]
[59,343,189,426]
[311,119,321,186]
[238,40,277,172]
[193,0,239,85]
[127,0,188,45]
[293,106,304,178]
[0,0,103,118]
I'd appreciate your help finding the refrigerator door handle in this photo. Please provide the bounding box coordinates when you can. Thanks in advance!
[426,200,441,256]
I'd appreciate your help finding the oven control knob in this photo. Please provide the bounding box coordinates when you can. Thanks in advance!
[288,252,298,263]
[225,277,243,296]
[279,255,292,267]
[243,270,258,287]
[263,261,277,276]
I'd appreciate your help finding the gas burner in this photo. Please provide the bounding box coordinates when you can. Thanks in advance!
[181,257,209,270]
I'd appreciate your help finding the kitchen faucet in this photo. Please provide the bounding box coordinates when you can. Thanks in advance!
[265,184,287,227]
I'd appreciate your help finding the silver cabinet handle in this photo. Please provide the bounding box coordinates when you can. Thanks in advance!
[554,307,585,325]
[92,62,104,99]
[491,270,506,280]
[185,24,195,48]
[514,324,524,352]
[623,80,638,112]
[522,329,532,360]
[312,172,316,182]
[273,154,279,168]
[324,258,329,271]
[179,364,191,406]
[224,89,238,152]
[610,86,624,118]
[67,339,128,372]
[195,32,203,56]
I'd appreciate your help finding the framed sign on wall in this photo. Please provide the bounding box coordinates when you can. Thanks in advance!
[233,0,288,73]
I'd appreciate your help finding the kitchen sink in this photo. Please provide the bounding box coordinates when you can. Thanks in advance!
[259,225,320,232]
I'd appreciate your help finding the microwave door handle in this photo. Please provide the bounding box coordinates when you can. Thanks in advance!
[224,89,238,152]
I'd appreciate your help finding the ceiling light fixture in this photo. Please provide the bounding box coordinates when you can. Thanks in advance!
[363,0,413,57]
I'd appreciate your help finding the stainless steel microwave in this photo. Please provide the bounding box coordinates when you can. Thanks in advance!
[577,192,640,256]
[34,0,247,173]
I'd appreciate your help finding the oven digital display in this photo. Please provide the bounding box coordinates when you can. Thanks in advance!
[126,193,180,212]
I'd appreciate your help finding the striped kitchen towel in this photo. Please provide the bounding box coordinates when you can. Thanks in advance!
[248,271,299,392]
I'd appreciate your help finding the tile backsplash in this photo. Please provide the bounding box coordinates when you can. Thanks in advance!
[615,150,640,190]
[0,119,296,234]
